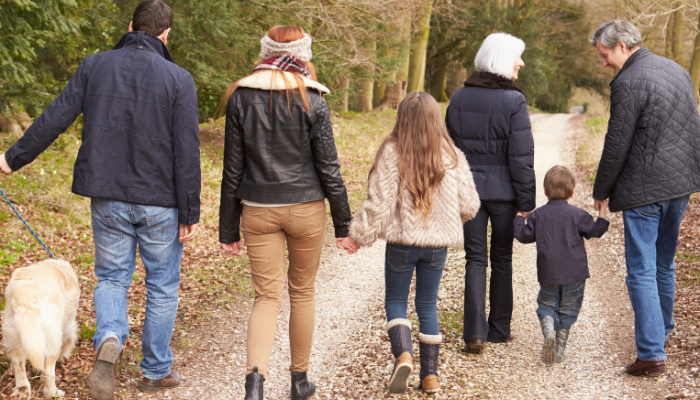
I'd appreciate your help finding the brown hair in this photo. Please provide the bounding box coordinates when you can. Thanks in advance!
[370,92,460,217]
[225,25,318,113]
[543,165,576,200]
[132,0,173,37]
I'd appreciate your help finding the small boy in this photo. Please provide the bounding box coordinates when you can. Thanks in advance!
[514,165,609,365]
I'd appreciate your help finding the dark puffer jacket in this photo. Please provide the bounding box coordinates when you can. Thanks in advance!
[4,32,201,225]
[219,71,352,243]
[593,48,700,211]
[446,72,536,212]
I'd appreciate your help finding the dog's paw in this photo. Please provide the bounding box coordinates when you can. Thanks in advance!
[43,387,66,398]
[10,385,30,399]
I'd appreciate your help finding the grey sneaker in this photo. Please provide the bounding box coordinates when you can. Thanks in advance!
[540,316,556,365]
[554,328,570,363]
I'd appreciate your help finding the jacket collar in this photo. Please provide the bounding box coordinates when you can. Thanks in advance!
[463,71,526,98]
[610,47,651,86]
[113,31,175,63]
[546,199,570,206]
[236,70,330,94]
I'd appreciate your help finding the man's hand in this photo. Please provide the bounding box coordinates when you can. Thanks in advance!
[222,241,243,256]
[592,194,606,212]
[0,154,11,175]
[179,223,198,243]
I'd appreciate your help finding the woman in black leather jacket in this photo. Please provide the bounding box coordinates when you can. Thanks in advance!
[445,32,536,353]
[219,26,351,400]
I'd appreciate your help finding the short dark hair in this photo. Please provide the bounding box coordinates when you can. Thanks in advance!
[544,165,576,200]
[132,0,173,37]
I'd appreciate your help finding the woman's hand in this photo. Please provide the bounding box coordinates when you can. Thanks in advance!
[222,241,243,256]
[339,237,359,254]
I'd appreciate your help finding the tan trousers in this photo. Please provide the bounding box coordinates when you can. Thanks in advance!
[241,200,327,377]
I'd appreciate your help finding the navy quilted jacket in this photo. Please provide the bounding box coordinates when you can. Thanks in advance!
[446,82,536,212]
[593,47,700,211]
[4,32,201,224]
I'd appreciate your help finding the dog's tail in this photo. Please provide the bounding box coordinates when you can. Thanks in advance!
[12,300,46,371]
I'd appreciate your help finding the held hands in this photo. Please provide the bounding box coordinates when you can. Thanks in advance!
[0,154,11,175]
[336,237,359,255]
[517,211,532,219]
[222,241,243,256]
[179,223,199,243]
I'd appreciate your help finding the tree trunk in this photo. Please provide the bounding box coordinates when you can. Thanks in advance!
[339,76,350,112]
[359,80,374,112]
[430,52,449,102]
[373,81,386,108]
[375,10,412,110]
[688,13,700,104]
[672,6,684,64]
[665,13,674,59]
[407,0,433,93]
[0,106,32,136]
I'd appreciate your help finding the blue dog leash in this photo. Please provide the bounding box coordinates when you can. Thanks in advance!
[0,187,56,260]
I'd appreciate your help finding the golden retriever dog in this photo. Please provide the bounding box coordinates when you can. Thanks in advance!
[2,259,80,398]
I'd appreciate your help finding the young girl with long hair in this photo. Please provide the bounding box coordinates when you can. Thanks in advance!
[343,92,480,394]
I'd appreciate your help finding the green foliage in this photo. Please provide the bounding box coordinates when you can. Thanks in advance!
[79,321,97,340]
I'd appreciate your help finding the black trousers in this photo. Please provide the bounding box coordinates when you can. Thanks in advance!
[463,200,517,343]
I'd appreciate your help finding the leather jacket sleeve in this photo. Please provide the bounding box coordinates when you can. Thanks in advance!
[219,94,246,243]
[309,99,352,237]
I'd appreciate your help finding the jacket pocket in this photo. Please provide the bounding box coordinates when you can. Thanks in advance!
[146,207,179,243]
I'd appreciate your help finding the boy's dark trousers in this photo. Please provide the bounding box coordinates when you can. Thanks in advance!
[536,281,586,329]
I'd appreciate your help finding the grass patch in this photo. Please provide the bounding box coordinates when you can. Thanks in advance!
[677,253,700,264]
[577,114,608,184]
[439,310,464,332]
[79,321,97,340]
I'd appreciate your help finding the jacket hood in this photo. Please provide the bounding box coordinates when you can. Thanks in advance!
[237,70,330,95]
[463,71,526,98]
[610,47,651,86]
[113,31,174,63]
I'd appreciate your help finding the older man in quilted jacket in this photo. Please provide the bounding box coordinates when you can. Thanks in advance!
[590,19,700,376]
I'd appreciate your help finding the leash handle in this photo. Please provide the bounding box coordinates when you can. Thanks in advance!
[0,187,56,260]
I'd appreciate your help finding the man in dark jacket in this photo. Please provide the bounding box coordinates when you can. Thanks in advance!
[591,19,700,376]
[0,1,200,397]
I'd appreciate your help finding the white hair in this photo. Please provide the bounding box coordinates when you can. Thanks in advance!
[474,33,526,80]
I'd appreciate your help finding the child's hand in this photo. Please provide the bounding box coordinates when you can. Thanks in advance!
[518,211,531,219]
[341,237,359,254]
[598,200,608,219]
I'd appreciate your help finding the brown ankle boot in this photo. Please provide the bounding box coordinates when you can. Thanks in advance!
[419,333,442,394]
[386,319,414,394]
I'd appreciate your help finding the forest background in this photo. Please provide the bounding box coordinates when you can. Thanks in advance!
[5,0,700,127]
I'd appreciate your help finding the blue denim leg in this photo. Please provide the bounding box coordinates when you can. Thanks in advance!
[656,196,690,340]
[385,244,419,323]
[90,199,182,379]
[623,195,689,361]
[132,204,182,379]
[414,247,447,336]
[536,284,559,324]
[557,281,585,330]
[92,199,137,354]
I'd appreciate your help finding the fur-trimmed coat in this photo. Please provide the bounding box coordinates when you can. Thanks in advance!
[349,141,481,248]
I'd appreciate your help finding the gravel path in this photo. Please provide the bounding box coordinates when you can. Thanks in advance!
[141,114,692,400]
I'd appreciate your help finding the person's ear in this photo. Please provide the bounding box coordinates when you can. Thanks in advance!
[128,21,133,33]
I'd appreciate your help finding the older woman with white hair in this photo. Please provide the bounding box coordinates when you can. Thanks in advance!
[446,32,536,353]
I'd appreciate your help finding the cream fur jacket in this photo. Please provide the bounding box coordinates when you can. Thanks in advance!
[349,141,481,248]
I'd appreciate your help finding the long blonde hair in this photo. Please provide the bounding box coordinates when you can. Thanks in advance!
[226,26,319,112]
[370,92,459,217]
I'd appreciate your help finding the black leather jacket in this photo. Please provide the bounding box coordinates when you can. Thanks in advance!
[219,82,351,243]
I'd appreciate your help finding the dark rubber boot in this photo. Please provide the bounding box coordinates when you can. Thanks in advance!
[386,319,413,394]
[291,371,316,400]
[244,366,264,400]
[419,334,441,394]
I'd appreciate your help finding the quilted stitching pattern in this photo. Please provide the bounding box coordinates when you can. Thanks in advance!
[593,48,700,211]
[446,87,536,211]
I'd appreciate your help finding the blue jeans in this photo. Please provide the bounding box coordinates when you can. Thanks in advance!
[536,281,586,330]
[91,199,183,379]
[385,244,447,335]
[623,195,690,361]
